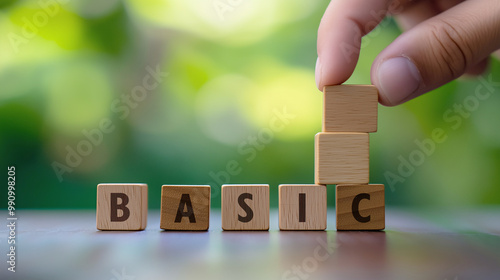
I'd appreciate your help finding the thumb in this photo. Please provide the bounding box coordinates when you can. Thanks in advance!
[373,0,500,106]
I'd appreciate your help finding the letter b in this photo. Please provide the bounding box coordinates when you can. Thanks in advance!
[111,193,130,222]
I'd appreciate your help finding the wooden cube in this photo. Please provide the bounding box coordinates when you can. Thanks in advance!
[315,132,369,185]
[336,184,385,230]
[160,185,210,231]
[96,183,148,231]
[323,85,378,132]
[221,184,269,231]
[279,184,327,230]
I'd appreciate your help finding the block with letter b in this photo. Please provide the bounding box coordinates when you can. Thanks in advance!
[160,185,210,231]
[279,184,327,230]
[96,183,148,231]
[336,184,385,230]
[221,184,269,231]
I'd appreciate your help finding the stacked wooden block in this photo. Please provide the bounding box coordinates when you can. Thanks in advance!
[316,85,384,230]
[96,85,384,231]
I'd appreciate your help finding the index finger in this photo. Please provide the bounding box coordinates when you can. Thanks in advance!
[316,0,399,90]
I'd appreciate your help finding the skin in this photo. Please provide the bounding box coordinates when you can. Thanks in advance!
[316,0,500,106]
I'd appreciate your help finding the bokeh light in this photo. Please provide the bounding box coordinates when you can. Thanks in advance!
[1,0,499,209]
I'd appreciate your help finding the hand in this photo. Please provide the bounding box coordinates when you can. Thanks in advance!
[316,0,500,106]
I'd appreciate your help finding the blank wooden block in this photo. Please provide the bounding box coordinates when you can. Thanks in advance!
[323,85,378,132]
[336,184,385,230]
[221,184,269,231]
[96,183,147,231]
[315,132,369,185]
[160,185,210,231]
[279,184,327,230]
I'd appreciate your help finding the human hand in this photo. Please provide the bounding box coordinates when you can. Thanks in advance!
[316,0,500,106]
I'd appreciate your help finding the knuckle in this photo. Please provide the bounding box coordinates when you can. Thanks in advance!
[426,18,474,78]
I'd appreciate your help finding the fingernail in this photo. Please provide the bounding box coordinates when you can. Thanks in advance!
[377,57,421,105]
[315,57,322,90]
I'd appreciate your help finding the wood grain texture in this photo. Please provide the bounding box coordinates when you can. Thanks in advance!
[314,132,369,185]
[323,85,378,132]
[96,183,148,231]
[221,184,269,231]
[279,184,327,230]
[336,184,385,230]
[160,185,210,231]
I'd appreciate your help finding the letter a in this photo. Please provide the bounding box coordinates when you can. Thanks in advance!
[175,194,196,223]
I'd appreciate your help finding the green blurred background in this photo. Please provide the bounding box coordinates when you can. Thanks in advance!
[1,0,499,209]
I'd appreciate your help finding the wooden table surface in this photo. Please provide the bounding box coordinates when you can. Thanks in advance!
[1,209,499,280]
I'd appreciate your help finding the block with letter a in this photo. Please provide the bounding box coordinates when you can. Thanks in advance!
[160,185,210,231]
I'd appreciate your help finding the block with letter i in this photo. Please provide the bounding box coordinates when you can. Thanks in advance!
[221,184,269,231]
[160,185,210,231]
[96,183,148,231]
[279,184,327,230]
[336,184,385,230]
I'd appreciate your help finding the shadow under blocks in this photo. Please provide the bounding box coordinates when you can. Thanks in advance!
[96,85,384,231]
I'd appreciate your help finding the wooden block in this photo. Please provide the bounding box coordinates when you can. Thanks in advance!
[221,184,269,230]
[336,184,385,230]
[160,185,210,231]
[323,85,378,132]
[96,183,147,231]
[315,132,369,185]
[279,184,327,230]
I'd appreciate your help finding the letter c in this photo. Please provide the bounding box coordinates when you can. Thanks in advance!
[352,193,370,223]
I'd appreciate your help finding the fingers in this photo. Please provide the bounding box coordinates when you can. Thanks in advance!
[395,0,488,80]
[372,0,500,106]
[316,0,395,90]
[393,0,440,31]
[394,0,488,79]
